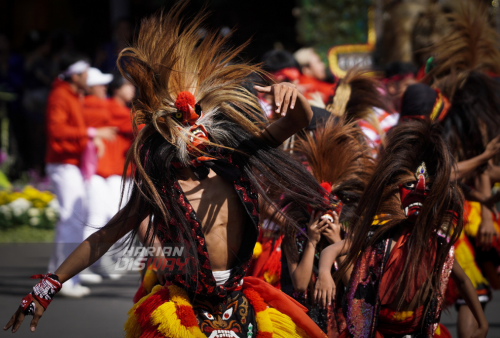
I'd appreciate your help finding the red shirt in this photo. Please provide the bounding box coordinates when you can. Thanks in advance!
[45,79,88,166]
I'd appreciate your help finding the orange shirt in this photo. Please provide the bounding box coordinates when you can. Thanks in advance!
[96,98,134,178]
[45,79,88,166]
[82,95,111,128]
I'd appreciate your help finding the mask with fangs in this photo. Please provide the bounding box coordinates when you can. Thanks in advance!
[174,91,210,152]
[399,162,431,217]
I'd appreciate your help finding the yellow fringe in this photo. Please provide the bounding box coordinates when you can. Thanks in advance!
[124,288,152,338]
[168,285,192,307]
[263,271,279,285]
[391,311,414,321]
[464,202,482,237]
[266,308,311,338]
[455,232,488,288]
[253,242,263,259]
[151,302,196,338]
[143,269,159,294]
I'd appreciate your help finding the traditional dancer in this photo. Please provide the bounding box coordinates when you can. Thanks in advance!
[314,120,488,338]
[5,4,331,338]
[281,117,374,336]
[424,3,500,336]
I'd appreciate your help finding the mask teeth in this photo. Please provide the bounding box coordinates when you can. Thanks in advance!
[405,207,408,215]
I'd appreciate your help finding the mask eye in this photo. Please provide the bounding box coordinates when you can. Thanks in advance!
[403,181,416,189]
[222,308,233,320]
[203,311,214,320]
[175,112,183,119]
[425,183,432,191]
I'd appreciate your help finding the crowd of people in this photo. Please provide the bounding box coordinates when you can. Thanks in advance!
[3,1,500,338]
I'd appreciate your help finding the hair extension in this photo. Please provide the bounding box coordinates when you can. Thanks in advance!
[105,2,330,287]
[336,119,463,312]
[326,68,392,145]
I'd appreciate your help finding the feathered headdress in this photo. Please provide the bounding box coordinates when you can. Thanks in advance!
[425,0,500,98]
[326,68,391,145]
[117,1,266,163]
[423,1,500,164]
[114,2,332,263]
[292,117,374,223]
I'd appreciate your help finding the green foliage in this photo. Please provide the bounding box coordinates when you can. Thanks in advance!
[0,225,54,243]
[296,0,371,60]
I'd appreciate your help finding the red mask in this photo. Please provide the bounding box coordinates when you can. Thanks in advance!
[174,91,210,154]
[399,162,430,218]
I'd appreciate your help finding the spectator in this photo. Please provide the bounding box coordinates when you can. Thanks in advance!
[46,56,115,297]
[293,47,336,104]
[383,61,417,112]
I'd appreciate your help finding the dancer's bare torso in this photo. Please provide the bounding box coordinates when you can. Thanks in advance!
[177,167,245,272]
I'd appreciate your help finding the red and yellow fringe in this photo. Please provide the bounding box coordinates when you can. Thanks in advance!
[125,284,312,338]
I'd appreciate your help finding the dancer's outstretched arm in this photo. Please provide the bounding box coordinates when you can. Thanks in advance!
[255,82,313,146]
[450,259,488,338]
[4,202,147,333]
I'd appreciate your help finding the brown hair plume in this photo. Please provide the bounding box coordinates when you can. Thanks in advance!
[109,3,333,292]
[283,117,375,264]
[326,68,391,145]
[116,2,268,238]
[293,117,374,221]
[336,119,463,312]
[425,0,500,98]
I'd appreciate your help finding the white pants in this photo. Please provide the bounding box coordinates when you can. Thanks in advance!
[85,174,132,274]
[47,163,87,285]
[85,174,131,238]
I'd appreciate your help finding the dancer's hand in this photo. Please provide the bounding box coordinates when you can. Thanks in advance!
[322,212,342,244]
[255,82,299,117]
[314,271,336,309]
[4,298,44,333]
[477,216,498,251]
[256,82,313,146]
[483,135,500,160]
[307,211,329,247]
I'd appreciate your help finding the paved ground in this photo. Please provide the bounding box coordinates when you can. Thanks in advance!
[0,243,139,338]
[0,243,499,337]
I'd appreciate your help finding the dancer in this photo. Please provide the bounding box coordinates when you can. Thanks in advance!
[281,117,374,336]
[424,3,500,336]
[5,4,331,338]
[314,120,488,338]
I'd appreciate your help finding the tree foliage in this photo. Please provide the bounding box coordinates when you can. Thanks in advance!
[296,0,371,59]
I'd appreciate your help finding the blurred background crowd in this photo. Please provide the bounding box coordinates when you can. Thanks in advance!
[0,0,499,336]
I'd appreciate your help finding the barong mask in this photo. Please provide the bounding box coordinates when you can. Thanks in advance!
[399,162,430,217]
[194,291,255,338]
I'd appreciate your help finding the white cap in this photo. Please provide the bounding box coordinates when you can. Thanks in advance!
[86,67,113,87]
[61,60,90,77]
